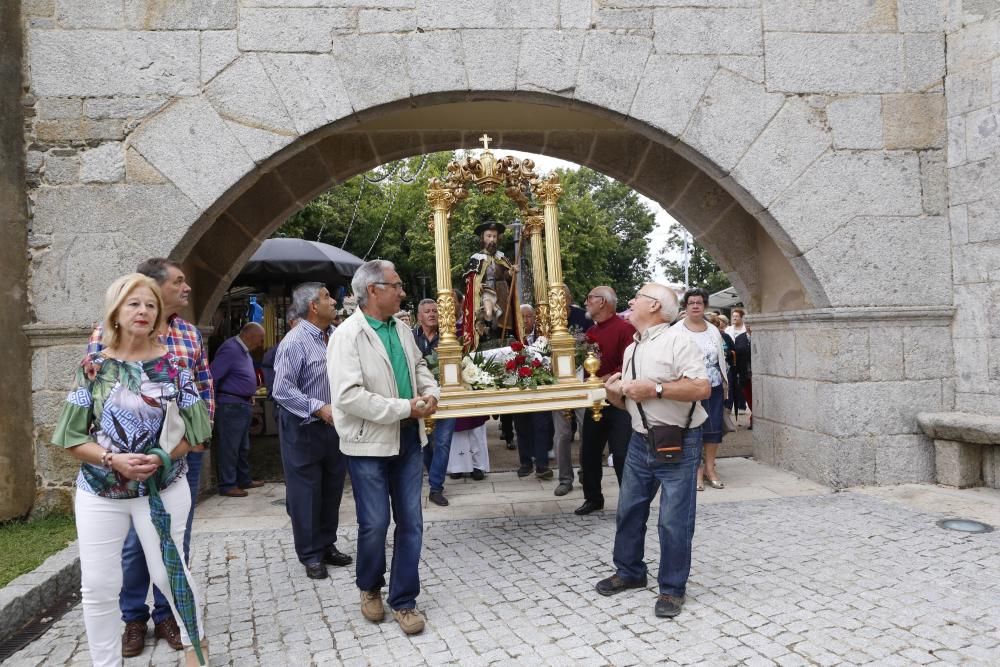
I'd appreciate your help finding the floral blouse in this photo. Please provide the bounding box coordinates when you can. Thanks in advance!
[52,352,211,499]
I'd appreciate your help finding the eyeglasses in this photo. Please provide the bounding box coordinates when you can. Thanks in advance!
[635,292,659,303]
[373,282,404,291]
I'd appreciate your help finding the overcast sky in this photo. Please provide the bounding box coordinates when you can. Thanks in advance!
[502,150,684,285]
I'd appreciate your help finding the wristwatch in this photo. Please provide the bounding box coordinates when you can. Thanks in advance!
[655,383,663,399]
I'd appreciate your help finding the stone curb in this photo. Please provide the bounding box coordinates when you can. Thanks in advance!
[0,541,79,641]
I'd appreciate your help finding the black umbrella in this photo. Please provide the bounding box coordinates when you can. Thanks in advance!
[234,238,364,288]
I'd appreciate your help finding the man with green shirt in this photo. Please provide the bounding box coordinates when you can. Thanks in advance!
[327,260,440,636]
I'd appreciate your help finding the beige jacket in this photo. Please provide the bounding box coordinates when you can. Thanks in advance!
[327,310,440,456]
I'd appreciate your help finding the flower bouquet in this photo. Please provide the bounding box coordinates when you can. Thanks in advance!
[460,338,556,390]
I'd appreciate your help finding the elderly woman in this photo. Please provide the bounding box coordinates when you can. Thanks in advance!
[675,288,729,491]
[53,274,211,667]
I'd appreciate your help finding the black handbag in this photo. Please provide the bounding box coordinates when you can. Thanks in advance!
[630,355,696,464]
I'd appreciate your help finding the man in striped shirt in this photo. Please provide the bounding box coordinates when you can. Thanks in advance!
[86,257,215,657]
[272,282,352,580]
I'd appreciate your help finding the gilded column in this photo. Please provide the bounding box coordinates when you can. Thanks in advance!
[536,174,575,380]
[426,180,462,391]
[524,213,549,338]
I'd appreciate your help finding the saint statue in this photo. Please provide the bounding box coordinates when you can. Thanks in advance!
[462,220,522,352]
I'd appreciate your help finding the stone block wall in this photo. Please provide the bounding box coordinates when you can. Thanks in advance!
[946,4,1000,416]
[8,0,997,505]
[750,308,954,488]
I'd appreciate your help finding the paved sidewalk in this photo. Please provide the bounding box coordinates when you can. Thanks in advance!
[6,460,1000,666]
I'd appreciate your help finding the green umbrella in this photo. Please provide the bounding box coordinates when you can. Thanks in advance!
[148,448,205,666]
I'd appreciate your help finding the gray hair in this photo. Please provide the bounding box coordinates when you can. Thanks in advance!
[352,260,395,308]
[418,298,437,310]
[520,303,535,314]
[593,286,617,307]
[135,257,182,286]
[290,282,324,319]
[645,283,680,323]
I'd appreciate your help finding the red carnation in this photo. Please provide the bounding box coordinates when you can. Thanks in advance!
[510,341,525,351]
[517,366,533,378]
[585,330,598,343]
[514,355,526,366]
[505,359,517,371]
[532,358,542,368]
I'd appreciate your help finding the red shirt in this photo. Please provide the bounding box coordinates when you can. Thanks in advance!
[587,314,636,378]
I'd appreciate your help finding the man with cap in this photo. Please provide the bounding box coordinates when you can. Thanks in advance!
[462,220,521,352]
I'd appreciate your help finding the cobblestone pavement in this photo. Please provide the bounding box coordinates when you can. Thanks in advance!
[7,489,1000,666]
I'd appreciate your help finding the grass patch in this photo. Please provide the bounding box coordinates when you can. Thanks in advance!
[0,514,77,587]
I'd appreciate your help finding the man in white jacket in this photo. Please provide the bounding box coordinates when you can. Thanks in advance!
[327,260,440,636]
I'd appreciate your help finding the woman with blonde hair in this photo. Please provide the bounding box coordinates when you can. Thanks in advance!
[52,273,211,666]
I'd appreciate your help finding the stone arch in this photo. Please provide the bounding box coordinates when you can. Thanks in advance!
[158,92,820,325]
[21,8,959,498]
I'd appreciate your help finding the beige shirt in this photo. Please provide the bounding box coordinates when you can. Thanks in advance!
[622,323,709,433]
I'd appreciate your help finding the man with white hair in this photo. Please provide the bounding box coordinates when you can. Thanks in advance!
[328,260,440,635]
[273,283,352,580]
[597,282,710,619]
[210,322,266,498]
[575,286,636,515]
[520,303,537,342]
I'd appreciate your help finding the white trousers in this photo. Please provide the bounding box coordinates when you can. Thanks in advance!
[75,481,203,667]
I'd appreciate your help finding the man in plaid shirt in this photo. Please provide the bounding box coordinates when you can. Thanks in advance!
[86,258,214,658]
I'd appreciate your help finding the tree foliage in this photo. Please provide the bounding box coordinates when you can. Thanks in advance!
[659,226,731,294]
[275,152,656,308]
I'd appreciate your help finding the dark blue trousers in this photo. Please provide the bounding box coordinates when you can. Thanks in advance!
[514,411,553,472]
[277,406,347,565]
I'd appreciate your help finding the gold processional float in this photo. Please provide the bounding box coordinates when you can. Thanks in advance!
[426,134,606,426]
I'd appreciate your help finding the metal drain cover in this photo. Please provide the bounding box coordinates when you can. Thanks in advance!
[936,518,994,533]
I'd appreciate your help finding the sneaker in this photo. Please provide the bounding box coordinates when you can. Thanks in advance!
[595,573,648,596]
[516,464,533,477]
[393,608,426,635]
[535,468,554,480]
[654,594,685,618]
[360,589,385,622]
[121,620,147,658]
[153,616,183,651]
[428,491,449,506]
[554,482,573,497]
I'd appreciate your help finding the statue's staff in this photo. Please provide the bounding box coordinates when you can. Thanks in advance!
[500,220,525,343]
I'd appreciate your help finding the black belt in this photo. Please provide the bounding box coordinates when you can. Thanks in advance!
[219,390,254,402]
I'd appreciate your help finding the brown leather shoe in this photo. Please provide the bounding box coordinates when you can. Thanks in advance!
[243,480,266,489]
[220,488,248,497]
[153,616,184,651]
[121,620,147,657]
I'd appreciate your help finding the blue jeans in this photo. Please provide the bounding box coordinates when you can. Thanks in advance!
[347,424,423,610]
[120,450,203,624]
[423,418,456,493]
[215,402,252,493]
[612,428,702,597]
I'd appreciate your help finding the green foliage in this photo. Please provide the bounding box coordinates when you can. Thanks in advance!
[659,226,732,294]
[0,513,77,587]
[276,153,656,307]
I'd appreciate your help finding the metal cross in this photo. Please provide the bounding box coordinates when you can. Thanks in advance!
[479,133,493,150]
